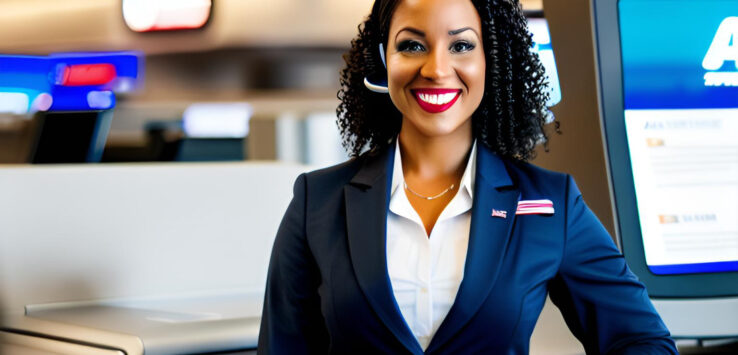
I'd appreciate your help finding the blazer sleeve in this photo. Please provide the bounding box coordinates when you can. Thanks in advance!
[258,173,330,354]
[548,175,678,355]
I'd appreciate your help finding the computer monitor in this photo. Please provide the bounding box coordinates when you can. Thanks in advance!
[29,110,113,164]
[592,0,738,339]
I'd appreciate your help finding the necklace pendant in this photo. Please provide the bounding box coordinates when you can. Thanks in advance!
[404,181,455,200]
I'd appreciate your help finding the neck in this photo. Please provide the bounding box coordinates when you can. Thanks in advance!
[398,119,473,180]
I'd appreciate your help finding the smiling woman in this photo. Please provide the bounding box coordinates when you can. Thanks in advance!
[337,0,550,162]
[387,0,485,139]
[384,0,488,236]
[258,0,678,354]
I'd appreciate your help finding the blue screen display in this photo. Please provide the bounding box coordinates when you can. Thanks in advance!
[619,0,738,275]
[0,52,141,113]
[620,0,738,110]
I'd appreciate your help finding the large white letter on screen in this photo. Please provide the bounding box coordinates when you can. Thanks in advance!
[703,17,738,71]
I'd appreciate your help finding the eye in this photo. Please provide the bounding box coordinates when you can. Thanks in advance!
[396,40,426,53]
[450,40,476,53]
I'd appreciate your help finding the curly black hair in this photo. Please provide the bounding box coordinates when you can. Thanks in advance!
[336,0,553,161]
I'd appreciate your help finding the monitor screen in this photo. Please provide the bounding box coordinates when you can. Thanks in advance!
[618,0,738,276]
[594,0,738,298]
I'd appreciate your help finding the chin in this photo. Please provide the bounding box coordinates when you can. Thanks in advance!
[407,112,469,138]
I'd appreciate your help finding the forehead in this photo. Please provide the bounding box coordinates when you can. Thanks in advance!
[388,0,482,35]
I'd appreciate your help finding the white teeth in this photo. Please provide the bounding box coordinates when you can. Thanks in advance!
[441,93,455,104]
[417,92,458,105]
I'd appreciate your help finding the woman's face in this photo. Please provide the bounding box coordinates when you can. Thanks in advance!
[386,0,485,139]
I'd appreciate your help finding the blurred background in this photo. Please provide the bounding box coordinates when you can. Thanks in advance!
[0,1,620,354]
[0,0,550,168]
[10,0,735,354]
[0,0,383,167]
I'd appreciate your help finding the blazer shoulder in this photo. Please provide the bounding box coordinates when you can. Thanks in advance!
[306,158,359,180]
[303,146,391,190]
[502,159,571,197]
[301,156,363,198]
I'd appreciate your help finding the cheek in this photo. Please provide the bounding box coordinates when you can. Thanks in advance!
[387,60,414,90]
[458,55,486,99]
[386,60,417,109]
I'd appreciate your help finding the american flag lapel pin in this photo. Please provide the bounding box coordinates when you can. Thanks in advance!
[491,209,507,218]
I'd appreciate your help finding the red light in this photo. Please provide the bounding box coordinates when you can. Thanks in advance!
[60,64,117,86]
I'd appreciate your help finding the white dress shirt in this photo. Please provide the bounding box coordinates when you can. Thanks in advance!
[386,140,476,350]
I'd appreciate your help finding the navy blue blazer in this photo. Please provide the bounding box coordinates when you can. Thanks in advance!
[258,143,677,354]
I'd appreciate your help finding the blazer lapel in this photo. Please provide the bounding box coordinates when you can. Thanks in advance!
[426,145,520,353]
[344,146,424,355]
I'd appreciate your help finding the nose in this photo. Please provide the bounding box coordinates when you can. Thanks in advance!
[420,48,452,81]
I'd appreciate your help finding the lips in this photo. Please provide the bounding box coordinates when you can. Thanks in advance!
[412,88,462,113]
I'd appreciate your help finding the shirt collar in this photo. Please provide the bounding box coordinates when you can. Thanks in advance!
[390,139,477,199]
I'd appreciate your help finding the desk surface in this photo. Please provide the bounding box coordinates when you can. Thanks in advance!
[4,296,737,354]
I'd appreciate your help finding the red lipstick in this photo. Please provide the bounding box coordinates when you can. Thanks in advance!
[412,88,461,113]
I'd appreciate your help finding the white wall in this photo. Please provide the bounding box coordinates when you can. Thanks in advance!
[0,162,308,315]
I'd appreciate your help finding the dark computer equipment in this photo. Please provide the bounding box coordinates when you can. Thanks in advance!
[101,119,246,163]
[593,0,738,339]
[178,103,250,162]
[29,110,113,164]
[175,138,244,162]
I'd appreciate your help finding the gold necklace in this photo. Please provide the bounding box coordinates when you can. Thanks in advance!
[404,182,455,200]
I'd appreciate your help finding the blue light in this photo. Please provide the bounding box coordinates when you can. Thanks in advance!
[50,88,116,111]
[0,56,53,96]
[0,51,143,113]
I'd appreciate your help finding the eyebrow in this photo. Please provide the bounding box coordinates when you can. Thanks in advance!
[448,27,475,36]
[396,27,425,39]
[396,26,479,40]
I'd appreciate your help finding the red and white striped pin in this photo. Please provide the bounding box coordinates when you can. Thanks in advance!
[516,199,555,215]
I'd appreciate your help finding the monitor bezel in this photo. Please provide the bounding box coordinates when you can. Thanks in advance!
[592,0,738,298]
